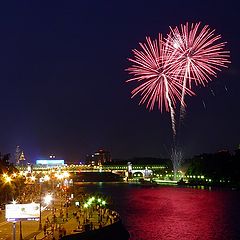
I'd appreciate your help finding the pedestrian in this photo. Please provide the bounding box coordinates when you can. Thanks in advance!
[44,224,47,235]
[53,214,56,223]
[51,224,54,233]
[59,233,62,240]
[63,227,66,236]
[90,221,93,230]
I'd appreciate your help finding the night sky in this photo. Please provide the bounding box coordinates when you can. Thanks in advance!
[0,0,239,162]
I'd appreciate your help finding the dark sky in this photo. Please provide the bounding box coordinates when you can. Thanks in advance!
[0,0,239,162]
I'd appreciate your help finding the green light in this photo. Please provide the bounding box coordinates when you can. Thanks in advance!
[84,203,88,208]
[102,200,106,205]
[98,198,101,203]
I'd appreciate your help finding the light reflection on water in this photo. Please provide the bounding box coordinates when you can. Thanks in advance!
[74,183,240,240]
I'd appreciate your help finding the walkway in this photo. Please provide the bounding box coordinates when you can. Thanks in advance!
[35,206,119,240]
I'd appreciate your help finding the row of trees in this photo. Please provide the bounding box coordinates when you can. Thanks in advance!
[185,149,240,186]
[0,152,25,204]
[110,150,240,186]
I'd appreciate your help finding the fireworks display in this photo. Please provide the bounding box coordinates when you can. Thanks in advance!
[166,22,230,117]
[167,22,230,89]
[126,34,194,134]
[126,22,230,135]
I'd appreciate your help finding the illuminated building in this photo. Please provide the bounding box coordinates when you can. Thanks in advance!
[86,149,111,166]
[36,159,65,168]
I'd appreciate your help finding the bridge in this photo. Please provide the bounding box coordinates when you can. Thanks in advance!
[17,162,167,179]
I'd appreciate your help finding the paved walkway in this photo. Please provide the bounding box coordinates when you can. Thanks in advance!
[0,186,119,240]
[34,206,119,240]
[0,207,119,240]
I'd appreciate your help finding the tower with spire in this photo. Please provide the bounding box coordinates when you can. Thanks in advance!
[15,146,26,165]
[19,151,26,162]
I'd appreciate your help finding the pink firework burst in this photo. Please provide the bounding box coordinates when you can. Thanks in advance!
[166,22,230,108]
[126,34,194,135]
[126,34,193,112]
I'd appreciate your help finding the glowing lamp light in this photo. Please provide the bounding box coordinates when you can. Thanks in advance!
[3,173,8,178]
[63,171,70,178]
[57,174,64,180]
[44,175,50,181]
[44,194,53,205]
[31,176,36,181]
[5,176,12,183]
[84,203,88,208]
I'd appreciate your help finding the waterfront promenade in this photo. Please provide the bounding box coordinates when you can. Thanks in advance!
[0,201,119,240]
[35,204,119,240]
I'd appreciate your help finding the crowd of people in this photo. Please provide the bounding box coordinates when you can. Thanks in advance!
[72,203,120,232]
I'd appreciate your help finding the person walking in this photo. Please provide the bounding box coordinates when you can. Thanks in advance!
[44,224,47,236]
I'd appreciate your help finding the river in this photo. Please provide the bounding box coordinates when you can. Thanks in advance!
[74,183,240,240]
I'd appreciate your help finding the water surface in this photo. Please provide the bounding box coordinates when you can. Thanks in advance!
[74,183,240,240]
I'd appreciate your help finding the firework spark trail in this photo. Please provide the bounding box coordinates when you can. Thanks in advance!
[171,148,183,180]
[163,75,176,135]
[202,100,206,109]
[224,85,228,92]
[180,60,191,120]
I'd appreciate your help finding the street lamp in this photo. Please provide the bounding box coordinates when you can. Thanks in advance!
[44,175,50,182]
[4,176,12,183]
[3,175,12,202]
[38,183,43,230]
[39,192,53,230]
[44,194,53,205]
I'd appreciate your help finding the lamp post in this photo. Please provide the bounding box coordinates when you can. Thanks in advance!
[12,222,16,240]
[4,175,12,201]
[38,182,42,230]
[19,221,23,240]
